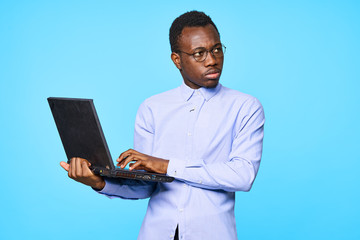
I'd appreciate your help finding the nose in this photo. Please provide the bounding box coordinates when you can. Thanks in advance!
[204,51,217,66]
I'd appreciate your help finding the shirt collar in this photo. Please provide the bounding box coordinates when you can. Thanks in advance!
[180,82,222,102]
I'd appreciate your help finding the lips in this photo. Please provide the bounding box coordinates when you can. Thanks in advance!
[204,69,221,79]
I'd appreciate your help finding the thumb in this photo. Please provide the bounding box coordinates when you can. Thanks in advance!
[60,161,70,172]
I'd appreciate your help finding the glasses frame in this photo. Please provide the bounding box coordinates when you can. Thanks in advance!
[177,43,226,62]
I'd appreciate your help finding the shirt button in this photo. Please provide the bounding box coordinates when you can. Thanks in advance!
[179,208,184,212]
[183,183,186,188]
[187,132,192,136]
[170,235,174,238]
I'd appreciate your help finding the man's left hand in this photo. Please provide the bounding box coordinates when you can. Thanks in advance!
[116,149,169,174]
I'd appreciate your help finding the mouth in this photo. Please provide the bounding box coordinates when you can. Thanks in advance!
[204,69,221,80]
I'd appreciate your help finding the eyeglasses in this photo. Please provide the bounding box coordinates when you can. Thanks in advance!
[177,43,226,62]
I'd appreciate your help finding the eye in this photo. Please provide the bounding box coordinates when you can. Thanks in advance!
[213,47,222,53]
[193,50,205,57]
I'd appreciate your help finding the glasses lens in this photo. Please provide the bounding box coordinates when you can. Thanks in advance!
[212,45,225,57]
[193,49,207,62]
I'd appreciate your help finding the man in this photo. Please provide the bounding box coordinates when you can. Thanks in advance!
[60,11,265,240]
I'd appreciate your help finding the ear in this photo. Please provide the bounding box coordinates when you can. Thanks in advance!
[171,52,182,70]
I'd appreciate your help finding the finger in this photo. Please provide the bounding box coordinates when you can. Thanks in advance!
[117,154,130,166]
[117,149,133,162]
[68,158,73,178]
[75,157,83,177]
[129,162,141,170]
[82,160,93,176]
[117,151,137,167]
[60,161,70,172]
[119,155,139,168]
[129,160,144,171]
[117,149,139,162]
[117,155,134,168]
[70,157,77,178]
[117,149,130,161]
[117,157,134,168]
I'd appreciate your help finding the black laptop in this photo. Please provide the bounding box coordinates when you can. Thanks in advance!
[48,97,174,183]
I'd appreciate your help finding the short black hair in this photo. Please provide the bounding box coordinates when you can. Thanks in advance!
[169,11,220,52]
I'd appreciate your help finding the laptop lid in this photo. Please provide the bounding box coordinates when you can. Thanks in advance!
[48,97,114,170]
[48,97,174,183]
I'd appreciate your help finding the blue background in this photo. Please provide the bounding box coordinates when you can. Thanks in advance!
[0,0,359,239]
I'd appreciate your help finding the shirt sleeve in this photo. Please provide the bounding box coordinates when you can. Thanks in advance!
[95,100,157,199]
[95,177,157,199]
[167,98,265,192]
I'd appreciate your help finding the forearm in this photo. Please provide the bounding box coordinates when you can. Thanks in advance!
[167,157,259,192]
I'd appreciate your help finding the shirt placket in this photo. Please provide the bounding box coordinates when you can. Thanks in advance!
[177,90,205,240]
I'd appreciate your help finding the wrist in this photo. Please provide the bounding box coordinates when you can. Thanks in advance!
[163,160,169,174]
[92,179,105,191]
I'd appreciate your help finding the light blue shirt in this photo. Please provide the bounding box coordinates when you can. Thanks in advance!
[98,83,265,240]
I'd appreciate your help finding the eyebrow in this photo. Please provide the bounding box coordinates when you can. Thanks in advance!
[192,43,222,52]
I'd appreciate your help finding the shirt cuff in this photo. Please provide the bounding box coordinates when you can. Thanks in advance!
[167,158,186,178]
[92,177,122,197]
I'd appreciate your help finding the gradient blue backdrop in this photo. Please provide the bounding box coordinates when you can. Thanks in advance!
[0,1,359,239]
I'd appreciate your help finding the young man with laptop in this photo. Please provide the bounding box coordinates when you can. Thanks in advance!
[58,11,265,240]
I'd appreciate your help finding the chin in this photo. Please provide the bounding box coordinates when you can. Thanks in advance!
[185,78,219,89]
[204,80,219,88]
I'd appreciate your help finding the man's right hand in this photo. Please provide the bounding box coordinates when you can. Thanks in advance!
[60,157,106,191]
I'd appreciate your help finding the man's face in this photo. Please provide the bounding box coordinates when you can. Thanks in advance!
[171,24,224,89]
